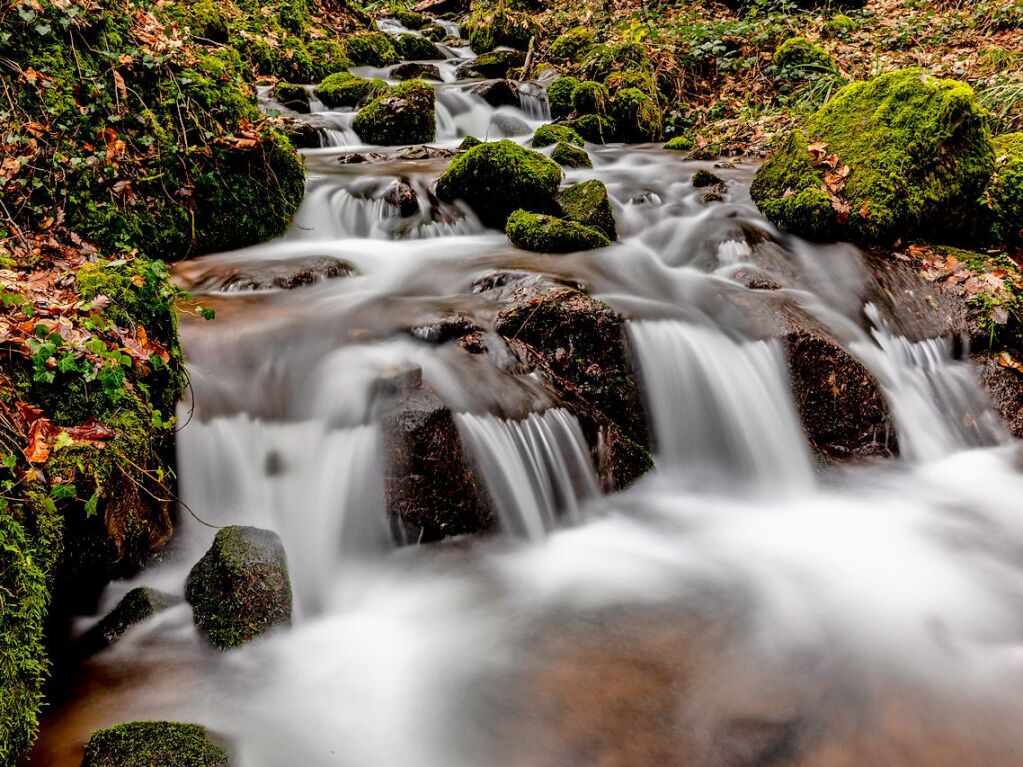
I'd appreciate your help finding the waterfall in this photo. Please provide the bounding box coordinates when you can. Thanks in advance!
[456,409,599,539]
[629,320,816,494]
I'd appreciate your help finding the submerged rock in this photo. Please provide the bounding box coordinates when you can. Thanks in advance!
[488,113,532,138]
[185,526,293,650]
[353,80,436,146]
[558,180,617,240]
[181,255,353,292]
[82,721,229,767]
[77,587,181,656]
[506,210,610,253]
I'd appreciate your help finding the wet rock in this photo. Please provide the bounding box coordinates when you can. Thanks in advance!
[185,526,293,650]
[391,62,443,82]
[379,377,494,542]
[384,181,419,217]
[183,256,353,292]
[471,80,520,109]
[531,123,584,149]
[393,145,454,160]
[558,180,617,241]
[551,142,592,169]
[785,327,897,460]
[976,354,1023,438]
[353,80,436,146]
[336,152,387,164]
[456,49,526,79]
[393,33,442,60]
[82,722,229,767]
[488,113,532,138]
[410,313,482,345]
[506,210,610,253]
[271,83,310,114]
[284,117,329,149]
[414,0,467,16]
[692,169,723,188]
[76,587,181,656]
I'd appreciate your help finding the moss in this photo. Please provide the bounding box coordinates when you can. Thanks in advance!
[584,41,651,81]
[345,31,400,66]
[572,81,610,116]
[692,169,723,187]
[460,7,539,53]
[318,72,389,108]
[82,722,229,767]
[394,7,428,29]
[568,114,615,145]
[665,134,695,151]
[421,23,445,41]
[751,70,996,243]
[189,0,230,42]
[823,14,857,39]
[604,69,658,97]
[506,210,610,253]
[461,49,524,79]
[611,88,663,142]
[272,82,309,112]
[393,33,441,60]
[558,179,617,240]
[983,133,1023,245]
[306,38,355,78]
[458,135,483,151]
[532,124,584,148]
[352,80,436,145]
[436,140,562,228]
[548,76,581,121]
[551,142,592,168]
[773,36,838,80]
[549,27,596,62]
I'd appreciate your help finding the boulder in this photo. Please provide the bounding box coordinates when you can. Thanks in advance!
[488,113,531,138]
[271,83,309,114]
[471,79,520,108]
[980,132,1023,246]
[531,123,584,149]
[77,587,181,656]
[571,80,610,116]
[506,210,610,253]
[436,140,562,228]
[393,33,442,60]
[353,80,436,145]
[567,114,614,144]
[549,27,596,63]
[391,62,443,81]
[394,7,427,29]
[610,87,663,142]
[547,76,580,120]
[384,180,420,217]
[750,69,995,243]
[421,23,445,41]
[551,142,592,169]
[344,31,400,67]
[460,8,539,53]
[82,722,229,767]
[456,49,526,79]
[185,526,292,650]
[317,73,388,109]
[558,180,617,240]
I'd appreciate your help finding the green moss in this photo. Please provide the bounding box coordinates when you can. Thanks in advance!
[692,169,723,187]
[393,33,441,60]
[665,134,695,151]
[532,124,584,148]
[548,76,581,121]
[572,81,610,116]
[394,7,428,29]
[551,142,592,168]
[549,27,596,62]
[345,32,400,66]
[611,88,663,142]
[773,36,838,80]
[559,179,617,240]
[436,140,562,228]
[352,80,436,145]
[82,722,229,767]
[272,82,309,112]
[751,70,996,243]
[506,210,610,253]
[584,41,651,82]
[318,72,389,108]
[306,38,355,78]
[983,133,1023,245]
[421,23,445,41]
[823,14,857,39]
[568,114,615,144]
[603,69,658,97]
[460,7,539,52]
[458,136,483,151]
[461,49,524,79]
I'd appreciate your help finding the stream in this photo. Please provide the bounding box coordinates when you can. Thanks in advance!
[31,18,1023,767]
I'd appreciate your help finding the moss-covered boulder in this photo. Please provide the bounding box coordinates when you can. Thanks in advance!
[611,88,663,142]
[506,210,610,252]
[272,82,310,113]
[318,72,389,108]
[393,33,442,60]
[532,124,584,148]
[394,7,428,29]
[460,7,539,52]
[353,80,436,145]
[583,41,651,82]
[185,526,292,649]
[750,69,996,243]
[345,31,400,66]
[772,36,837,80]
[982,133,1023,245]
[568,114,615,144]
[392,62,443,81]
[665,134,695,151]
[457,49,526,79]
[572,80,610,116]
[82,722,229,767]
[458,135,483,151]
[436,140,562,228]
[559,180,617,240]
[551,142,592,168]
[421,22,446,41]
[823,14,857,39]
[604,69,658,97]
[78,587,181,656]
[550,27,596,62]
[548,76,581,121]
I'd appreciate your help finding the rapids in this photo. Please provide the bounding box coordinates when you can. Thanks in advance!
[32,16,1023,767]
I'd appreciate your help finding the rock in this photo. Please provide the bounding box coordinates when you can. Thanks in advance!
[531,123,584,149]
[391,62,442,81]
[572,80,610,116]
[77,587,181,656]
[750,69,995,243]
[337,151,386,164]
[181,255,352,292]
[283,117,326,148]
[456,49,526,79]
[604,68,658,97]
[665,134,694,151]
[271,83,309,113]
[558,180,617,241]
[471,79,520,108]
[460,7,539,52]
[317,72,388,109]
[393,144,453,160]
[185,526,292,649]
[785,327,896,460]
[551,141,591,169]
[976,354,1023,438]
[772,36,838,80]
[568,114,614,144]
[414,0,467,15]
[979,133,1023,246]
[488,113,531,138]
[420,23,445,41]
[549,27,596,63]
[353,80,436,146]
[384,180,419,217]
[506,209,610,253]
[379,377,494,542]
[610,87,663,142]
[823,14,857,39]
[457,135,482,151]
[547,76,580,120]
[436,140,562,228]
[393,33,442,60]
[394,7,427,29]
[82,722,229,767]
[344,31,400,67]
[693,169,723,187]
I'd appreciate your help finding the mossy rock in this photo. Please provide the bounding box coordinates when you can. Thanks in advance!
[352,80,436,145]
[318,72,389,108]
[750,69,996,243]
[665,134,695,151]
[458,135,483,151]
[392,62,442,81]
[611,87,663,142]
[823,14,857,39]
[772,36,837,80]
[548,76,580,121]
[393,33,442,60]
[421,23,445,41]
[506,210,610,253]
[568,114,615,145]
[982,133,1023,245]
[457,49,525,79]
[558,179,617,240]
[572,80,610,116]
[436,140,562,228]
[532,123,584,149]
[394,7,428,29]
[272,82,309,113]
[460,7,539,52]
[78,587,182,655]
[692,169,724,188]
[82,722,229,767]
[584,41,651,81]
[549,27,596,62]
[185,526,292,650]
[551,141,592,169]
[603,69,658,98]
[345,32,400,66]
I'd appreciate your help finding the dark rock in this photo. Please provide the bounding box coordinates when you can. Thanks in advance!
[414,0,468,16]
[391,62,443,81]
[337,152,387,164]
[471,80,520,109]
[488,113,532,138]
[185,526,293,650]
[82,721,229,767]
[76,587,181,656]
[409,313,482,345]
[384,181,419,217]
[976,355,1023,438]
[181,256,353,293]
[456,50,526,79]
[393,145,454,160]
[692,169,723,188]
[283,118,324,149]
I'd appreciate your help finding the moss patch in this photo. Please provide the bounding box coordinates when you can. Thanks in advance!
[548,77,581,121]
[532,124,584,148]
[318,73,389,108]
[559,180,617,240]
[393,33,441,60]
[551,142,592,168]
[506,210,610,253]
[460,7,539,53]
[352,80,436,146]
[345,32,400,66]
[983,133,1023,245]
[550,27,596,62]
[82,722,229,767]
[611,88,663,142]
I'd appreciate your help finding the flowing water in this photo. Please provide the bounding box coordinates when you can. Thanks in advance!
[31,16,1023,767]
